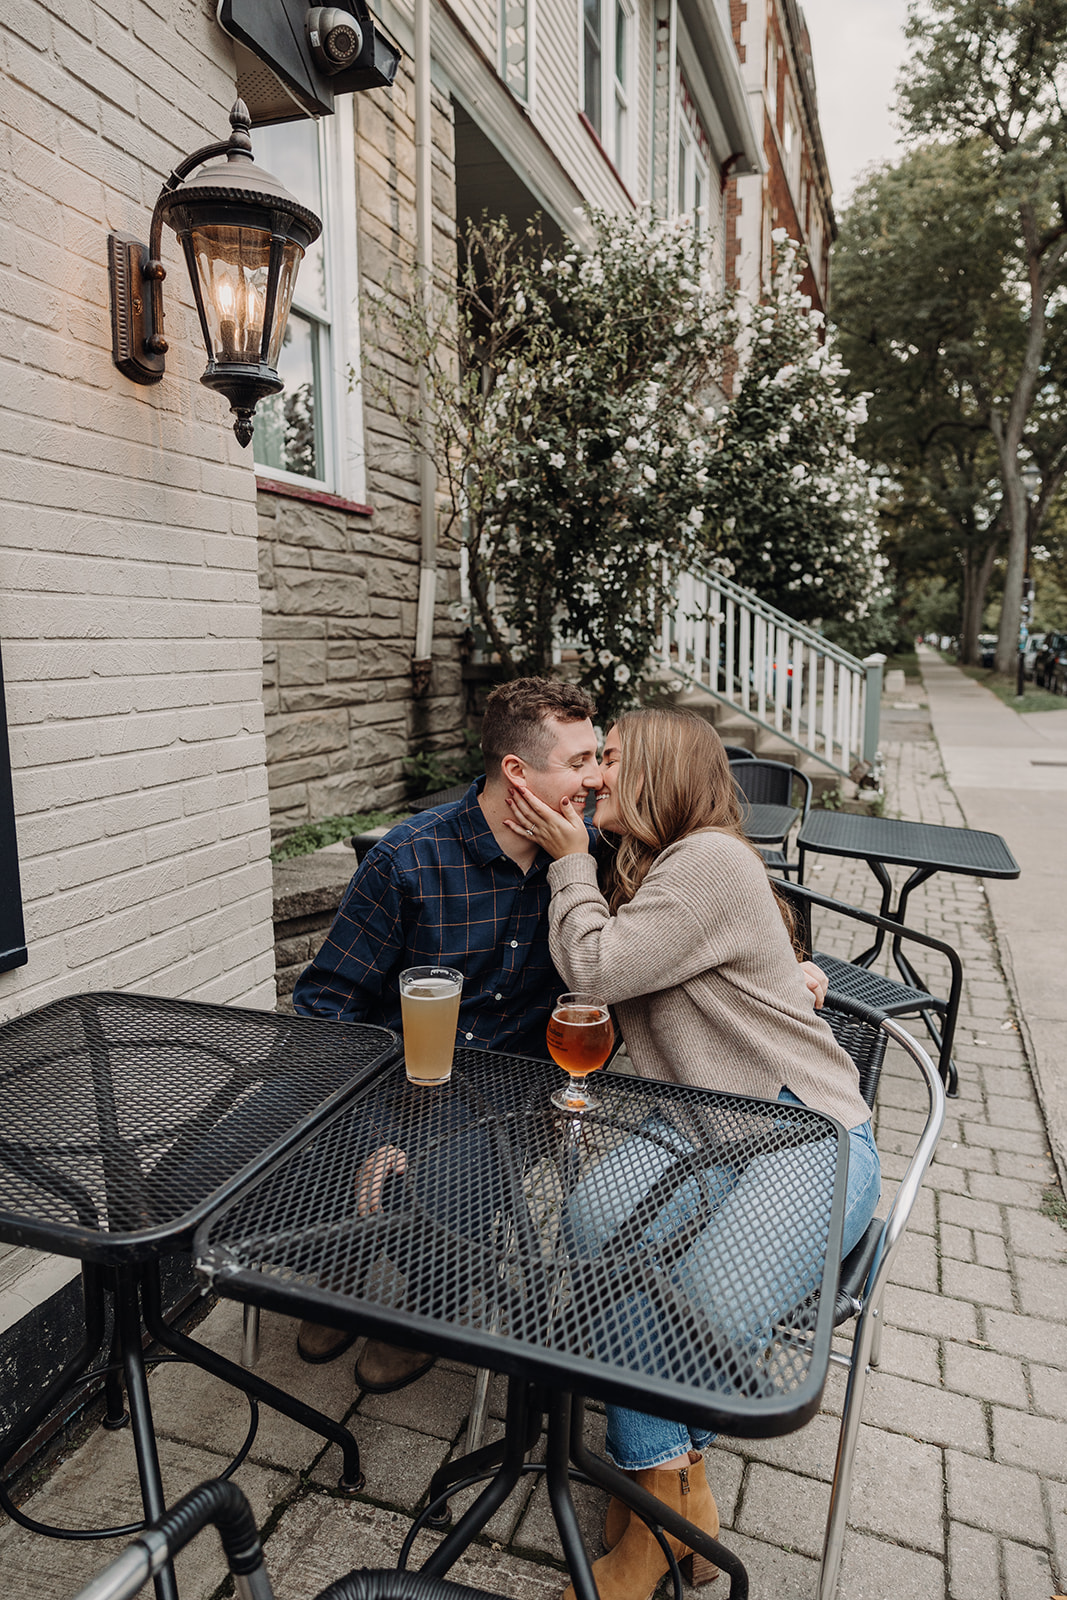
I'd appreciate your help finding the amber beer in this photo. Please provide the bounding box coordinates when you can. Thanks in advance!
[547,1005,614,1075]
[399,966,463,1085]
[547,993,613,1111]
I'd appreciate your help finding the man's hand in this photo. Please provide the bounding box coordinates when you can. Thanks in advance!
[799,959,829,1010]
[355,1144,406,1215]
[503,782,591,859]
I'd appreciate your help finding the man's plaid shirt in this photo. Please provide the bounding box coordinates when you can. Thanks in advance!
[292,780,598,1059]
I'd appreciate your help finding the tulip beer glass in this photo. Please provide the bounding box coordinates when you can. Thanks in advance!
[399,966,463,1085]
[547,992,613,1111]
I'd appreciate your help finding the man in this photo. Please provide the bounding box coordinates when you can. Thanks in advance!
[291,677,602,1386]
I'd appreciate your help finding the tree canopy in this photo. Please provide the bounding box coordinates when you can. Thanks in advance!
[894,0,1067,668]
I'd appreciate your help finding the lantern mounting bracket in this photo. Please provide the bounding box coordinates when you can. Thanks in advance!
[108,123,247,388]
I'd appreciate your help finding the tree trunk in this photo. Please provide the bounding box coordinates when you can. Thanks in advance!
[960,540,999,664]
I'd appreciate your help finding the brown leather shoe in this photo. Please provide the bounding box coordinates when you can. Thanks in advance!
[296,1320,359,1364]
[355,1339,436,1393]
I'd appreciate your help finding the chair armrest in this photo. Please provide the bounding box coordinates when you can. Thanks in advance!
[775,882,963,999]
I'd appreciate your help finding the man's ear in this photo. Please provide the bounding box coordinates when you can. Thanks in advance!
[500,753,527,786]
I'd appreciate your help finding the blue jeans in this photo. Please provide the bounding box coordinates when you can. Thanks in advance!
[564,1089,881,1471]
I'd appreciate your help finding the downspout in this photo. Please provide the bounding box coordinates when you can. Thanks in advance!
[411,0,436,697]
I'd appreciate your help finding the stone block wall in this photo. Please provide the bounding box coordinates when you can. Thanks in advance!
[0,0,277,1016]
[257,63,469,838]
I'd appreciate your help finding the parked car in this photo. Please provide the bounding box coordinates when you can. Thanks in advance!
[1023,631,1046,679]
[1034,632,1067,692]
[977,633,997,669]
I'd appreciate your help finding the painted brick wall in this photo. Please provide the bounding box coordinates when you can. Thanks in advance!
[257,63,469,834]
[0,0,277,1015]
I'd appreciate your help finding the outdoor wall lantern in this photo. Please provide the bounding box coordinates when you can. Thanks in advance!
[108,100,322,446]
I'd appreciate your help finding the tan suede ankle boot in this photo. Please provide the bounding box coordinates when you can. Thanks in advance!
[565,1451,719,1600]
[603,1471,636,1551]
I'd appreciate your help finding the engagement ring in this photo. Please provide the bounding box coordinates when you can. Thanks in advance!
[526,829,534,837]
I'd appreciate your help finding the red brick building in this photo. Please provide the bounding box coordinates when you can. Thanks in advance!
[726,0,834,311]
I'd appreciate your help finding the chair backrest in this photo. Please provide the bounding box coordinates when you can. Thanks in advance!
[732,758,812,816]
[723,745,755,761]
[820,1000,887,1108]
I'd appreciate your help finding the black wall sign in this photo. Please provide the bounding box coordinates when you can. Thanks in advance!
[0,638,27,975]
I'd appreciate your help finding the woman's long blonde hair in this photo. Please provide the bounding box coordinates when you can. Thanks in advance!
[604,710,795,949]
[604,709,755,909]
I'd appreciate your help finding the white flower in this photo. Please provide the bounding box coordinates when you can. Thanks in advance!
[548,452,565,469]
[642,464,657,484]
[625,436,641,451]
[771,227,788,244]
[687,507,703,527]
[614,664,631,685]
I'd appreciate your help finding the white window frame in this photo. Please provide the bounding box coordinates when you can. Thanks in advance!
[783,85,802,197]
[252,100,367,503]
[579,0,635,181]
[765,29,778,123]
[675,118,710,232]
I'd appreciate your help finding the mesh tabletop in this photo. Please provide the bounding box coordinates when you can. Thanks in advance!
[797,811,1020,877]
[195,1049,847,1437]
[0,992,398,1263]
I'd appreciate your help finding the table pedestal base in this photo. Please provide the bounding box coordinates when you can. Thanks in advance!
[0,1260,365,1600]
[401,1381,748,1600]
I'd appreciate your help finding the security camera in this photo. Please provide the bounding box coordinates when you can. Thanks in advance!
[307,6,363,72]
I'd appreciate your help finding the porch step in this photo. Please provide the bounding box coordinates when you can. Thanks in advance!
[669,687,873,809]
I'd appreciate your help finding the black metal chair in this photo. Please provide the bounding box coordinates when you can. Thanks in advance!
[775,878,964,1093]
[730,757,812,878]
[70,1478,506,1600]
[793,996,944,1600]
[721,744,754,760]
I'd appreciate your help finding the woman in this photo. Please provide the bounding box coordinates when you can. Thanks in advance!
[504,709,880,1600]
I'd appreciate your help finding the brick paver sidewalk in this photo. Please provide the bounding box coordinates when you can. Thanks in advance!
[0,701,1063,1599]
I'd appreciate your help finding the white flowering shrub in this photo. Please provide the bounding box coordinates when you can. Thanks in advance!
[378,221,885,717]
[382,211,736,719]
[706,235,888,638]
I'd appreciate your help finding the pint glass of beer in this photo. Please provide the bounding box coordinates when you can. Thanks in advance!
[399,966,463,1086]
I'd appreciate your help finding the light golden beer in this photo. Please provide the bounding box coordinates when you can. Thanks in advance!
[399,967,463,1085]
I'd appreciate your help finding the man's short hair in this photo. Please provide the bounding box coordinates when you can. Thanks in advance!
[481,678,597,776]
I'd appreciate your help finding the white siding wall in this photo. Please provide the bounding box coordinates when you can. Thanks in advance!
[0,0,276,1018]
[449,0,648,215]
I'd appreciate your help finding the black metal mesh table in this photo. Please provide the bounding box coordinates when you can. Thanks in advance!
[0,991,398,1600]
[195,1048,849,1600]
[796,811,1019,1095]
[797,811,1020,881]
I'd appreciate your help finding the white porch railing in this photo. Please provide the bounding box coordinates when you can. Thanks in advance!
[659,563,883,779]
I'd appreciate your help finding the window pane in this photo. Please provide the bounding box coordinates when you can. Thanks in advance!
[584,0,602,132]
[677,138,687,213]
[255,312,322,479]
[253,121,327,317]
[693,171,703,232]
[615,2,626,81]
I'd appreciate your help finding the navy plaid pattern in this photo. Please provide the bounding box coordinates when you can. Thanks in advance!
[292,780,598,1059]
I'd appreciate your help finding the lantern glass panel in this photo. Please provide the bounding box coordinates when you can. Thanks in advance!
[191,224,304,367]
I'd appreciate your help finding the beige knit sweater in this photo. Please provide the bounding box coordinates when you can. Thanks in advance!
[547,830,872,1131]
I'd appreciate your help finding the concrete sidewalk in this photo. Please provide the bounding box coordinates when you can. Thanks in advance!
[0,679,1063,1600]
[916,644,1067,1193]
